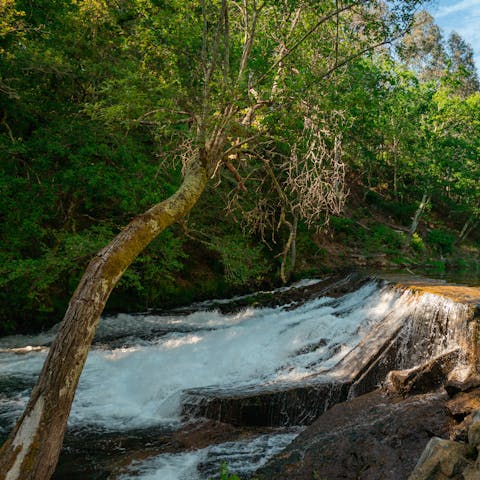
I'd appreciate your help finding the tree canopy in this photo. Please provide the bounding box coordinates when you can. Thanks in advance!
[1,1,479,336]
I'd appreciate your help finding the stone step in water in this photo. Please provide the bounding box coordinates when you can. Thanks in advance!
[181,280,477,428]
[182,381,351,426]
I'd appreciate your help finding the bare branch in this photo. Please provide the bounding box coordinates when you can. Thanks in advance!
[237,0,264,83]
[270,6,303,98]
[1,112,15,142]
[223,0,230,85]
[282,114,347,227]
[225,159,247,191]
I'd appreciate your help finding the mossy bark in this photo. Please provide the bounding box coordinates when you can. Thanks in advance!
[0,160,208,480]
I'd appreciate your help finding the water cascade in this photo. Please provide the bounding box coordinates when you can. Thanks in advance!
[0,274,478,479]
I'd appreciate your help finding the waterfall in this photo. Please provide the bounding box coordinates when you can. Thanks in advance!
[0,275,477,479]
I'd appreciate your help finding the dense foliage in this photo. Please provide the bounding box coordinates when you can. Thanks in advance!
[0,0,479,334]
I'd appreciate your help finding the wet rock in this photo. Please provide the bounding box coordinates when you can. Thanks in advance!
[204,272,371,315]
[182,381,351,427]
[54,425,181,480]
[445,371,480,397]
[385,350,460,396]
[461,464,480,480]
[173,420,239,449]
[295,338,327,355]
[447,388,480,440]
[281,272,372,311]
[409,407,480,479]
[51,275,480,479]
[172,419,271,450]
[55,421,275,480]
[255,390,450,480]
[183,279,476,432]
[467,411,480,447]
[450,420,473,443]
[447,389,480,419]
[344,322,405,398]
[407,437,472,480]
[337,286,474,400]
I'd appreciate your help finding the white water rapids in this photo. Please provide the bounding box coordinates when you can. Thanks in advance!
[118,431,301,480]
[0,278,468,478]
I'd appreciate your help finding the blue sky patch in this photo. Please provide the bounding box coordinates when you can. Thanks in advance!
[429,0,480,68]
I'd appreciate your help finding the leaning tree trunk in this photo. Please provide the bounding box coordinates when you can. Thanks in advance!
[408,192,430,238]
[458,217,479,243]
[0,159,208,480]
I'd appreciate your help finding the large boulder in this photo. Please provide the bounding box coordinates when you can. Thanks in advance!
[407,437,473,480]
[255,390,450,480]
[406,409,480,480]
[468,411,480,448]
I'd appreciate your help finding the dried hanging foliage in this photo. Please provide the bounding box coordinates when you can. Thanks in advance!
[283,112,347,228]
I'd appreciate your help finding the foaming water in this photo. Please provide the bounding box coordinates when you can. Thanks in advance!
[0,279,469,435]
[70,282,399,429]
[0,281,397,431]
[0,277,474,479]
[117,431,300,480]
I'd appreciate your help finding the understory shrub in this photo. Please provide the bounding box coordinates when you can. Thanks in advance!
[426,229,456,255]
[369,224,404,252]
[410,232,426,254]
[211,235,270,288]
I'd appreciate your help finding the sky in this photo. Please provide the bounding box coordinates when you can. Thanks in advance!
[429,0,480,68]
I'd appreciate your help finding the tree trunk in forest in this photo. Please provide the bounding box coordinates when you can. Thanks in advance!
[0,158,209,480]
[290,214,298,274]
[392,136,399,200]
[458,217,479,243]
[279,214,298,284]
[408,192,430,238]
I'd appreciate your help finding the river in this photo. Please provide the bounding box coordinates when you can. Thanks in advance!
[0,275,470,478]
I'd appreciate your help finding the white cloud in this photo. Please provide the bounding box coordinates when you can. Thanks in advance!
[436,0,480,18]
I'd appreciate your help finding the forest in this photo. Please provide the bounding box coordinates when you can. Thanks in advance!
[1,0,479,336]
[1,1,480,479]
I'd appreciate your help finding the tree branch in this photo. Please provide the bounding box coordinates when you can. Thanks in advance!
[254,1,363,88]
[225,159,247,191]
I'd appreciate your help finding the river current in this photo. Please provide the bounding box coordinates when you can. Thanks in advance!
[0,279,426,478]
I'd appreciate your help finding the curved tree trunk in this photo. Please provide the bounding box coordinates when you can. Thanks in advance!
[0,159,208,480]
